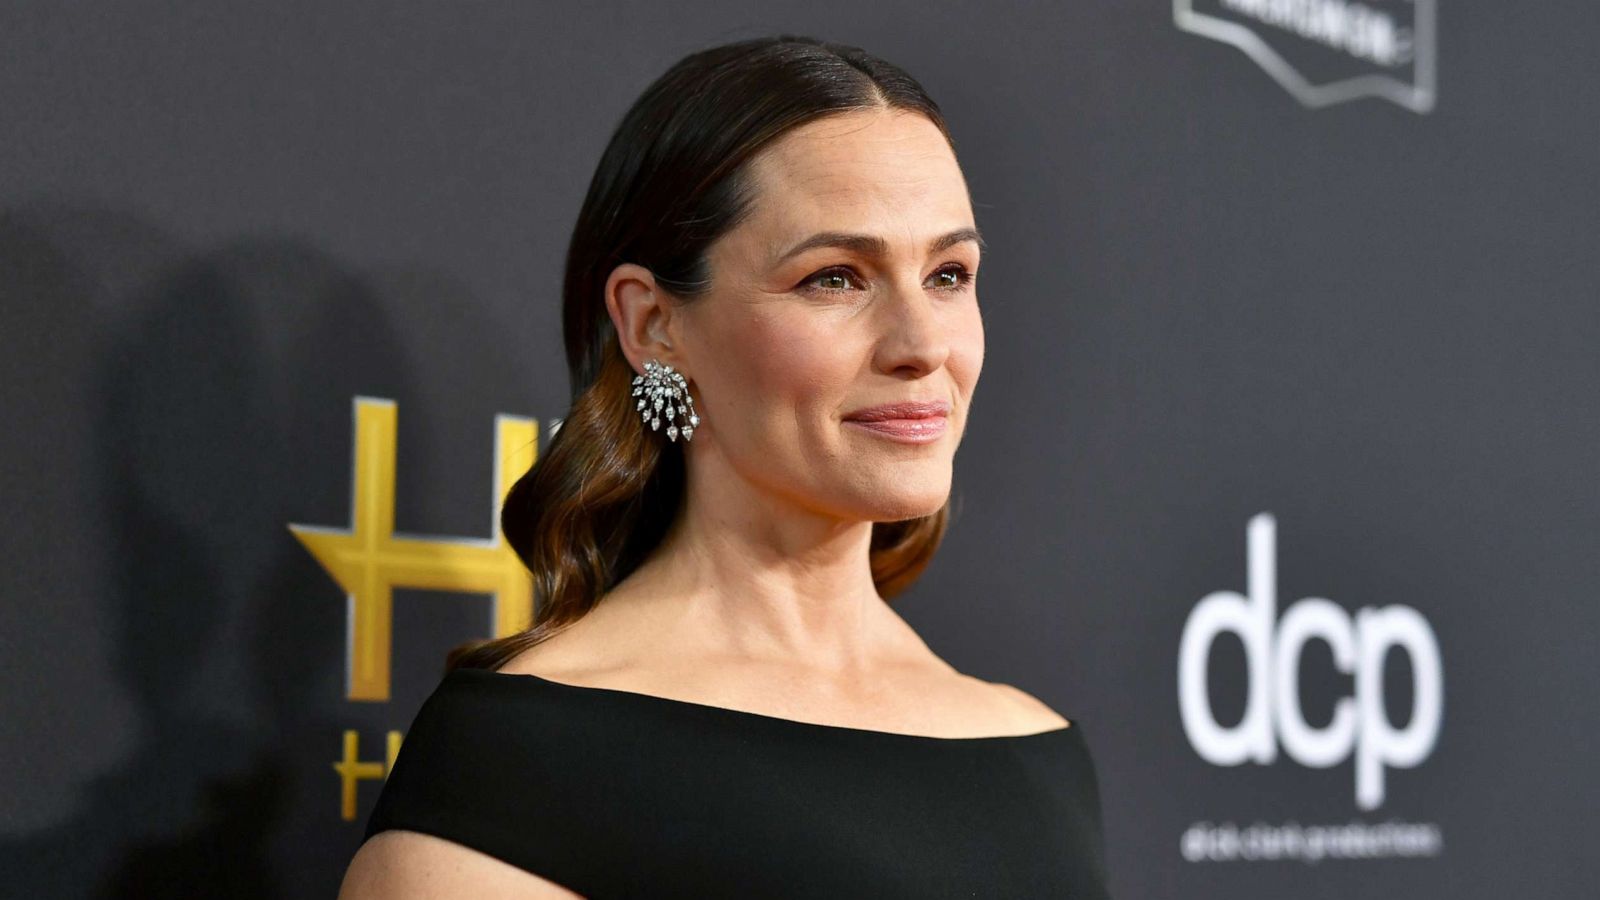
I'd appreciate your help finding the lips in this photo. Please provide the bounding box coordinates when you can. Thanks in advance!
[842,400,952,422]
[842,400,952,444]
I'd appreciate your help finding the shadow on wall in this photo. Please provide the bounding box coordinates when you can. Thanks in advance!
[0,201,520,897]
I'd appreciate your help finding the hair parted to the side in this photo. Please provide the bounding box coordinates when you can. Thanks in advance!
[448,34,958,672]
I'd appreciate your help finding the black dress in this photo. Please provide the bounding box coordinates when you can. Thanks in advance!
[364,667,1112,899]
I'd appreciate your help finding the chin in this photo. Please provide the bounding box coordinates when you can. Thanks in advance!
[865,486,950,521]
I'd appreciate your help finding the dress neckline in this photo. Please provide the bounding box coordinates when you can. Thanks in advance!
[448,666,1079,745]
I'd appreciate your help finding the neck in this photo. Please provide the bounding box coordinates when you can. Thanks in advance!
[605,469,911,676]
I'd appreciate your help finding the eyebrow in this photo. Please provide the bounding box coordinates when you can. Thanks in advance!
[772,226,986,267]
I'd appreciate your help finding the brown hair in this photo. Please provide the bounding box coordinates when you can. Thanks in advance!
[449,35,958,671]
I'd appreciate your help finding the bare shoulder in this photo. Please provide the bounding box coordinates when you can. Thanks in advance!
[494,604,635,681]
[983,680,1073,731]
[339,830,584,900]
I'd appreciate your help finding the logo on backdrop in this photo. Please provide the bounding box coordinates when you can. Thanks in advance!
[1173,0,1437,113]
[288,395,549,819]
[1175,513,1445,863]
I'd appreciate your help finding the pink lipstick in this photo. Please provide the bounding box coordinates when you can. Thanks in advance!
[842,400,951,444]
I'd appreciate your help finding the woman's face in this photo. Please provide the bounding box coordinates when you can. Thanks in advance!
[677,108,985,523]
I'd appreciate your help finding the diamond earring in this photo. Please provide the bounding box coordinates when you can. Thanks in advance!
[631,358,700,442]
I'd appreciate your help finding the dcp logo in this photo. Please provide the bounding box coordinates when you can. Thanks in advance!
[1178,513,1443,809]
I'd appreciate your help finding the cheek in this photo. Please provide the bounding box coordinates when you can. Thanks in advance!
[951,303,985,392]
[708,308,853,425]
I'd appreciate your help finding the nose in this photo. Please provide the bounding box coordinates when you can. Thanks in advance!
[871,274,951,378]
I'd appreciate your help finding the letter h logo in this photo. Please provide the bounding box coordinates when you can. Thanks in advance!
[288,396,539,701]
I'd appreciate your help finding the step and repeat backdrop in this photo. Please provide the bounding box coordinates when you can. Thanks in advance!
[2,3,1595,897]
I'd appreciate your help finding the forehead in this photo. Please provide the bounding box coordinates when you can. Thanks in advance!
[739,110,974,256]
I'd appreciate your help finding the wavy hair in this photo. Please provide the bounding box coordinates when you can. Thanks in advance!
[450,35,957,671]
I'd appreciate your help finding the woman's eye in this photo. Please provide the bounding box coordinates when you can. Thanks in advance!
[799,264,976,295]
[802,267,861,293]
[931,264,975,291]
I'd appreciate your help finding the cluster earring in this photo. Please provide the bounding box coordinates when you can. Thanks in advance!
[632,358,700,442]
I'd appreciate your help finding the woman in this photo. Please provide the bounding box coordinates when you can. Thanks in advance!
[340,34,1111,899]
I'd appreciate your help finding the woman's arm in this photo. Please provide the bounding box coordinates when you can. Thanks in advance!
[338,830,586,899]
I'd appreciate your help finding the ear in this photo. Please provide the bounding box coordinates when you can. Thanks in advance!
[604,262,680,375]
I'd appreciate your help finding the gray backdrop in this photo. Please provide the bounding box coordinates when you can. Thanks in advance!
[2,2,1596,897]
